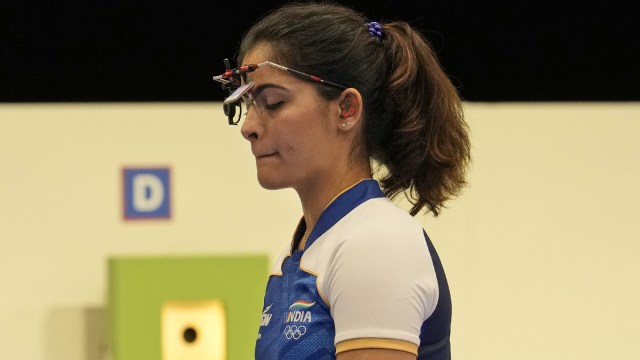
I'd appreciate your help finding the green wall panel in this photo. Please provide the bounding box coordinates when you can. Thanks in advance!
[108,255,268,360]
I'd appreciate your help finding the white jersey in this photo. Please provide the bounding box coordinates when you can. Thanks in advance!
[256,179,451,359]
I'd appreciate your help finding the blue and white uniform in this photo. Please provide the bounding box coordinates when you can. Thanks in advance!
[256,179,451,359]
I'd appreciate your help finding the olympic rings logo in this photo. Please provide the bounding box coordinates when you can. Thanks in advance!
[283,325,307,340]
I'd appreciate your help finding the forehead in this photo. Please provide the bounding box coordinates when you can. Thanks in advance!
[241,42,273,65]
[241,44,298,85]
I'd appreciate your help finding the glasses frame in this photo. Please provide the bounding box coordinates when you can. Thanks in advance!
[213,59,348,125]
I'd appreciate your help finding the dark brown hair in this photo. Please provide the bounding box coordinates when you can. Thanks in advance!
[239,2,470,216]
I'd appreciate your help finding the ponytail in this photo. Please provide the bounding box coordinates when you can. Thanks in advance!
[369,22,471,216]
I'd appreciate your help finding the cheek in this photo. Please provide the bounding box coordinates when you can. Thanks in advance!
[278,135,306,161]
[277,111,324,154]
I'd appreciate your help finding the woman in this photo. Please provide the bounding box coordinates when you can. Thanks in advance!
[213,3,470,359]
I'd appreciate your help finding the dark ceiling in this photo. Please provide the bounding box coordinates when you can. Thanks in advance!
[2,0,638,102]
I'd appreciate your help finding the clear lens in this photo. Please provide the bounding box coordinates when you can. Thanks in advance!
[241,93,263,114]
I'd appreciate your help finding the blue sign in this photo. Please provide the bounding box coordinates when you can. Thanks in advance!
[123,167,171,220]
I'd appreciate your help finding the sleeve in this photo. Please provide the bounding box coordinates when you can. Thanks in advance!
[322,210,439,355]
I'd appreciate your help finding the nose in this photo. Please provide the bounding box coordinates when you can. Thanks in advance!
[240,107,262,142]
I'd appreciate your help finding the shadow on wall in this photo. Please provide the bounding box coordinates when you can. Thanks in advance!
[46,307,108,360]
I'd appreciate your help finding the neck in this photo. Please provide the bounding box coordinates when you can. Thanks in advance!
[295,164,371,250]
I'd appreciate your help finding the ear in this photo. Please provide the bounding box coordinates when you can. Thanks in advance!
[335,88,363,131]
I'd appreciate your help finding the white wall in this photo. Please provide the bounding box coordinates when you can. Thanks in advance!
[1,102,639,359]
[426,103,640,359]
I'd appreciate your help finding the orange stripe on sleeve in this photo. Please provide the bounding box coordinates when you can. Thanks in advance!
[335,338,418,356]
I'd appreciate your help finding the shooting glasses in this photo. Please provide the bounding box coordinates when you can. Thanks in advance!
[212,59,347,125]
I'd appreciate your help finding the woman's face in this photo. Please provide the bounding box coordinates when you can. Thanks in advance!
[240,44,346,194]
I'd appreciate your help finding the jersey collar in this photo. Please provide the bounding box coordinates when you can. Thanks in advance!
[292,179,385,252]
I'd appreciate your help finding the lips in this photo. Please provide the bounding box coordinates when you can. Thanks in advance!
[255,152,278,158]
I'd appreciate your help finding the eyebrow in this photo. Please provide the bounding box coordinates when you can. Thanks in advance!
[251,83,289,98]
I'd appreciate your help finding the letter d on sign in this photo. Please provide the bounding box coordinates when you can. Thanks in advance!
[123,167,171,220]
[133,174,164,212]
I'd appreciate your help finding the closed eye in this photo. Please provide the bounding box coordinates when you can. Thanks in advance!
[265,101,284,110]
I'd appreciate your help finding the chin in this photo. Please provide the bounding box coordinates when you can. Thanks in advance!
[256,174,290,190]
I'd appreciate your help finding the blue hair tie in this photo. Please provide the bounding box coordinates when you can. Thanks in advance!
[366,21,383,41]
